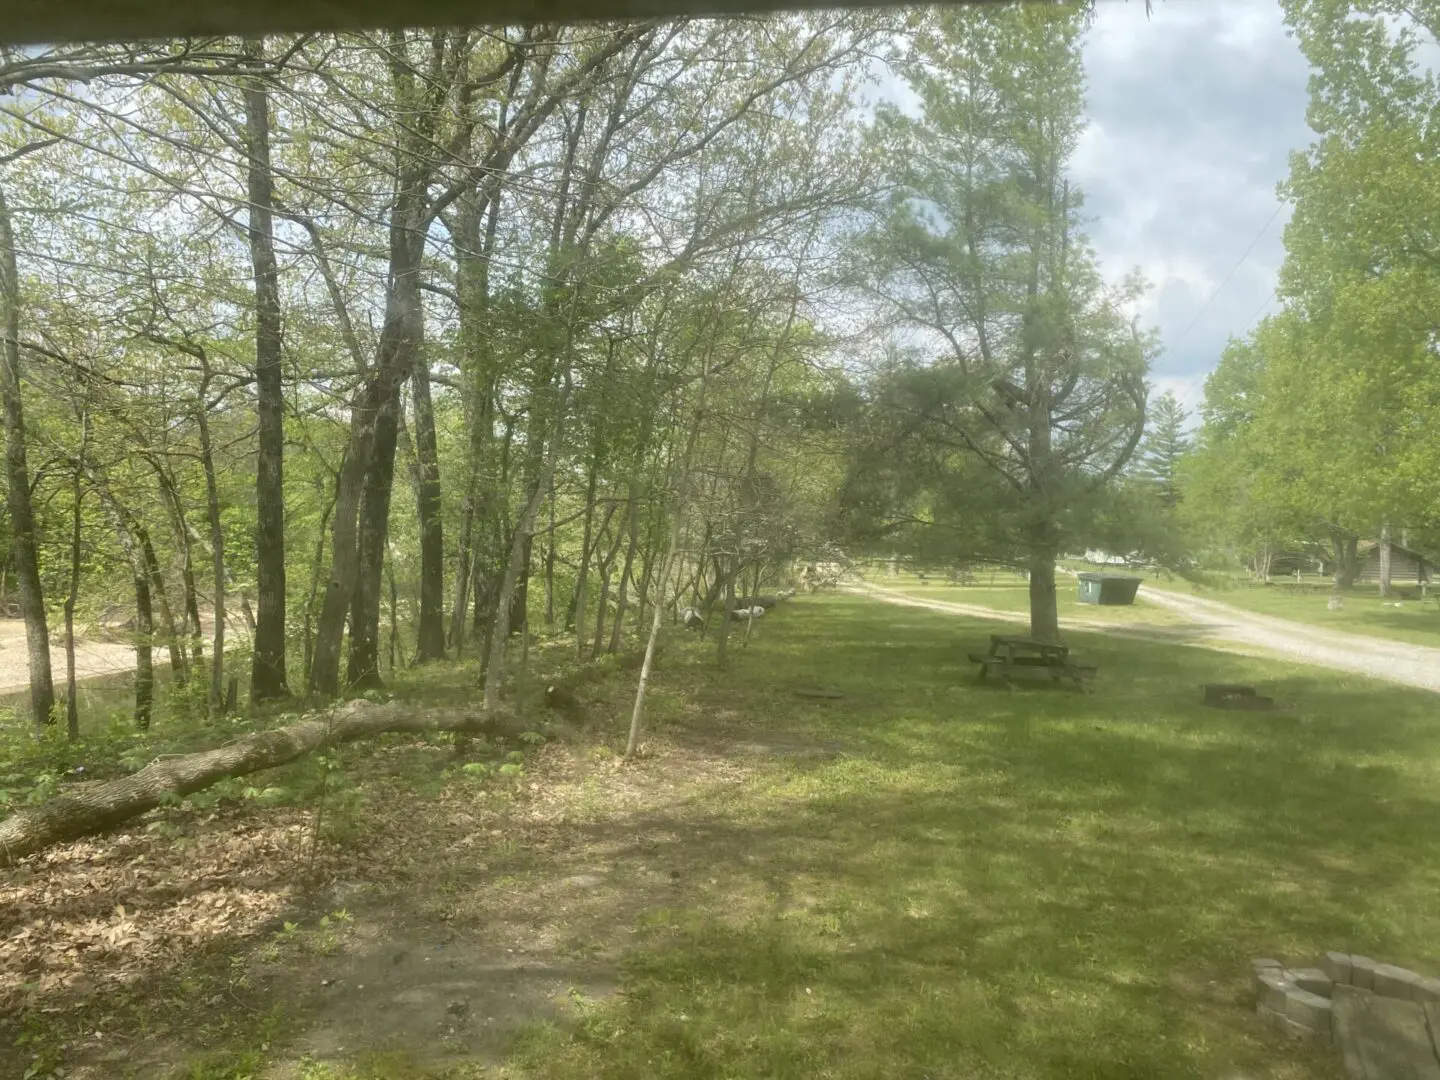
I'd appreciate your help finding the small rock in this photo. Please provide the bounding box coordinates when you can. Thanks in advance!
[447,999,470,1018]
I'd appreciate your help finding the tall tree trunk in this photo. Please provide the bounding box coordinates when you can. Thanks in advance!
[591,513,625,660]
[627,512,681,760]
[717,568,736,666]
[0,180,55,730]
[195,362,226,717]
[483,382,571,712]
[245,41,288,704]
[1331,528,1359,589]
[99,492,155,730]
[138,527,185,684]
[63,463,83,741]
[347,386,401,691]
[132,559,154,730]
[154,463,204,671]
[628,381,709,758]
[411,363,447,662]
[302,483,338,689]
[570,455,602,643]
[1027,529,1060,643]
[607,486,640,654]
[449,494,477,651]
[544,482,557,628]
[310,53,431,697]
[1379,521,1392,597]
[311,306,420,697]
[508,535,532,639]
[388,547,399,675]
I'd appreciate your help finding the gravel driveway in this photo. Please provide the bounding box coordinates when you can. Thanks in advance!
[1139,589,1440,693]
[850,582,1440,694]
[0,619,138,695]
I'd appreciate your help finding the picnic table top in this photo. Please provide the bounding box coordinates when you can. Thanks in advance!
[989,634,1069,655]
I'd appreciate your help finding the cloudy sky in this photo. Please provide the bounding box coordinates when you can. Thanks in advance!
[1075,0,1315,414]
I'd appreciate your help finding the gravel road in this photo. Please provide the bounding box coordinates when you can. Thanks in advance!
[851,581,1440,694]
[0,619,139,695]
[1139,588,1440,693]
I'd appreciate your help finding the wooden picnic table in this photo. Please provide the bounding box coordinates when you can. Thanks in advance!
[967,634,1096,690]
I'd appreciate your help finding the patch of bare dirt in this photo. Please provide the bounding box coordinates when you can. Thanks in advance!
[0,678,822,1078]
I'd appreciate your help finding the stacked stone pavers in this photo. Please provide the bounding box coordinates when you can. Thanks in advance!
[1252,952,1440,1044]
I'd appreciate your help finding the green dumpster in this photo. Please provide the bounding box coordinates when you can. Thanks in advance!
[1077,572,1143,605]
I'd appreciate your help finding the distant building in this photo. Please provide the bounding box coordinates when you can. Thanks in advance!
[1356,540,1432,586]
[1083,549,1134,567]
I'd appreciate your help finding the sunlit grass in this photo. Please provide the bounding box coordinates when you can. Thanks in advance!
[500,594,1439,1080]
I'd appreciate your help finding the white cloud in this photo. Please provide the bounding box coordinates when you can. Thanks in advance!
[1078,0,1312,389]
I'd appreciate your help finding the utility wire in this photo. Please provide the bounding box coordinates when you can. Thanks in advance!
[1172,202,1285,351]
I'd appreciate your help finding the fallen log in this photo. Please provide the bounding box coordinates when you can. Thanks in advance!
[0,699,550,867]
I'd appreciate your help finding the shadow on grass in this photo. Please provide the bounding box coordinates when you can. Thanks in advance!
[10,594,1436,1079]
[502,595,1436,1079]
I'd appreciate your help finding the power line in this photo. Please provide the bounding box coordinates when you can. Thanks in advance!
[1171,201,1285,351]
[1241,290,1278,335]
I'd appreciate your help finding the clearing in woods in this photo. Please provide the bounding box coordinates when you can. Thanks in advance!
[7,593,1440,1079]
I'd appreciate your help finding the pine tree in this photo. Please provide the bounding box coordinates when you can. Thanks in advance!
[1139,390,1189,509]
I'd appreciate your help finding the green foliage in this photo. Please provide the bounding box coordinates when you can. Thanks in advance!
[1135,390,1190,509]
[842,4,1152,586]
[1185,0,1440,572]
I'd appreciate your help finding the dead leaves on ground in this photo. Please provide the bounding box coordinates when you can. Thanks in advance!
[0,808,342,1012]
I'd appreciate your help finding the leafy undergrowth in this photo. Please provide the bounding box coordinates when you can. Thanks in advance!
[6,597,1440,1079]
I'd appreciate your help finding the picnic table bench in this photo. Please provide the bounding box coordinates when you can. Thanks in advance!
[967,634,1096,691]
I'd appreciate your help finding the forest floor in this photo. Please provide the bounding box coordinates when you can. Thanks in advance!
[6,594,1440,1079]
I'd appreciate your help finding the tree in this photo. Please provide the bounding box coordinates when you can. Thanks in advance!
[846,2,1150,640]
[1136,390,1189,509]
[244,39,288,703]
[0,157,56,730]
[1180,1,1440,587]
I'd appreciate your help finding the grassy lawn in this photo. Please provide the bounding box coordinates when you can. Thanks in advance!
[499,595,1440,1080]
[14,595,1440,1079]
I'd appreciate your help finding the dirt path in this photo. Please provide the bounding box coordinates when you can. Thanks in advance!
[0,619,139,694]
[1139,588,1440,693]
[851,581,1440,694]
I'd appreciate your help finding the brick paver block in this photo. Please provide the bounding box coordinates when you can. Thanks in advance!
[1254,969,1293,1012]
[1372,963,1423,999]
[1290,967,1334,998]
[1410,975,1440,1004]
[1350,955,1378,991]
[1258,1003,1326,1042]
[1321,951,1353,985]
[1284,987,1334,1034]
